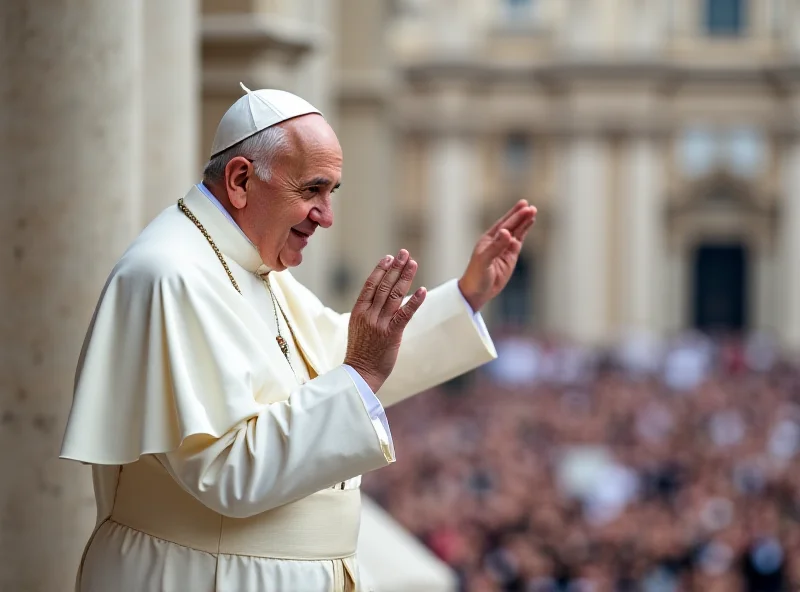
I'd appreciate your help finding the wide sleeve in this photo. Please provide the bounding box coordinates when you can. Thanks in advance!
[155,365,392,519]
[59,260,390,470]
[277,273,497,408]
[375,279,497,406]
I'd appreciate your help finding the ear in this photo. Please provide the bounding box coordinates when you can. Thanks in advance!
[224,156,253,210]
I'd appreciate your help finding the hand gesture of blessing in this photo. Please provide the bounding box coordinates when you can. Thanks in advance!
[344,250,426,393]
[458,200,537,312]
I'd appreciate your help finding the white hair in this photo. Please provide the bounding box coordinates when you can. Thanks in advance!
[202,125,289,184]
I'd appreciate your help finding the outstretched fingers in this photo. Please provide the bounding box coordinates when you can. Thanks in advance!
[511,212,537,241]
[380,257,418,319]
[354,255,393,313]
[390,287,427,330]
[487,200,528,236]
[480,228,513,262]
[371,249,410,318]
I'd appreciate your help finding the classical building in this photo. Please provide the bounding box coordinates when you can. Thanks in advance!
[326,0,800,351]
[3,0,800,589]
[202,0,800,350]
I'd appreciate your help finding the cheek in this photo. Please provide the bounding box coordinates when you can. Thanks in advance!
[286,203,313,228]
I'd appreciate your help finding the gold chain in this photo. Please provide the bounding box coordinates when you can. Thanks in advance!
[177,198,295,372]
[263,275,297,376]
[177,198,241,294]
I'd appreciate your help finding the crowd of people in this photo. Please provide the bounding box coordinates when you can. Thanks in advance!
[362,329,800,591]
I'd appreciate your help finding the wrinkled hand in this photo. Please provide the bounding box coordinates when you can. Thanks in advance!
[344,250,427,393]
[458,200,537,312]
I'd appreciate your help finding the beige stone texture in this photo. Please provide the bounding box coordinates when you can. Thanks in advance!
[0,1,143,589]
[142,0,200,224]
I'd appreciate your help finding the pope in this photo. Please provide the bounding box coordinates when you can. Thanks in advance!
[60,84,537,592]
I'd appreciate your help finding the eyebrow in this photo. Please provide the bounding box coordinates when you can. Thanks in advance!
[304,177,341,190]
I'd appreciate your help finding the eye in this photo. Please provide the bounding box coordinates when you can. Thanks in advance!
[306,186,320,194]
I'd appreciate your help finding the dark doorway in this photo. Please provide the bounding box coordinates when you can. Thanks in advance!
[497,253,533,326]
[692,244,748,332]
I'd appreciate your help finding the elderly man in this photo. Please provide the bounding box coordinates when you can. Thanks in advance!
[60,85,536,592]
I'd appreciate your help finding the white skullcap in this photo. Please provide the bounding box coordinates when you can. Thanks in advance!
[209,83,322,157]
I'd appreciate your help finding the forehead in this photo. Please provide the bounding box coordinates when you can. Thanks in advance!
[283,115,340,148]
[281,117,343,180]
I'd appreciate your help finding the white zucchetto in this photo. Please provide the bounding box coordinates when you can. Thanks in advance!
[209,83,322,157]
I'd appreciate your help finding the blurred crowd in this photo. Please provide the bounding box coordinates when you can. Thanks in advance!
[362,329,800,592]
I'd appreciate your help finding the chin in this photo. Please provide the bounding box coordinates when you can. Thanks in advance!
[278,251,303,269]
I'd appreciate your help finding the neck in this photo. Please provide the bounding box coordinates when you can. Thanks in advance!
[204,181,241,222]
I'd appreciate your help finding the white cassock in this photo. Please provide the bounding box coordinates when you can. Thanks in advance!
[60,184,497,592]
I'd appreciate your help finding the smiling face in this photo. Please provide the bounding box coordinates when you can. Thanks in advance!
[221,114,342,271]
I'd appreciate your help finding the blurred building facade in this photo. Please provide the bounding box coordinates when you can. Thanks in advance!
[351,0,800,353]
[3,0,800,589]
[198,0,800,351]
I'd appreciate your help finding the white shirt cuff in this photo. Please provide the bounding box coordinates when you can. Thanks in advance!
[458,289,490,340]
[343,365,395,459]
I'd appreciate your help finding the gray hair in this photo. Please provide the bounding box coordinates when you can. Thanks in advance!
[203,125,289,184]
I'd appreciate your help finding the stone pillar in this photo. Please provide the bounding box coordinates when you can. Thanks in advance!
[620,136,665,333]
[425,134,482,287]
[142,0,200,224]
[335,104,395,307]
[780,137,800,352]
[284,0,337,304]
[786,0,800,55]
[560,135,610,344]
[625,0,669,54]
[0,2,142,590]
[334,0,397,310]
[754,244,775,333]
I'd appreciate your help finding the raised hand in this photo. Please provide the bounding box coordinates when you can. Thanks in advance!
[344,249,427,393]
[458,200,537,312]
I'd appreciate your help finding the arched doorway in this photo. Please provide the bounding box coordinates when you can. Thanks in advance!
[692,242,748,332]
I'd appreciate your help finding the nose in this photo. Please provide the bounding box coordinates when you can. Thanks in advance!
[309,201,334,229]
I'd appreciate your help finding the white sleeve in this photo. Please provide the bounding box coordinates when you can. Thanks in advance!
[155,366,394,519]
[375,279,498,407]
[458,288,491,340]
[343,365,394,458]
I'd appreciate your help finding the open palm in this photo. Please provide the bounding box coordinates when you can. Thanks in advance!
[458,200,537,312]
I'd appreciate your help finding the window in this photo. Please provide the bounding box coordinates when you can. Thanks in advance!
[725,127,764,178]
[503,0,536,23]
[677,127,718,178]
[504,133,530,179]
[676,125,765,179]
[705,0,745,36]
[497,254,532,324]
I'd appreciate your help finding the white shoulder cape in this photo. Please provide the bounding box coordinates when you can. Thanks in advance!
[61,187,497,465]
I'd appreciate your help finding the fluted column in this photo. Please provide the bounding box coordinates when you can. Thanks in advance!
[142,0,200,224]
[560,135,610,344]
[0,2,142,589]
[425,133,482,287]
[620,136,665,333]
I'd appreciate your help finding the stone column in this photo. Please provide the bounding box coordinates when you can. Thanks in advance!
[284,0,337,304]
[754,244,775,333]
[620,136,665,333]
[0,2,142,590]
[334,0,396,310]
[425,133,482,287]
[142,0,200,224]
[625,0,670,54]
[780,136,800,352]
[335,104,396,307]
[560,135,610,344]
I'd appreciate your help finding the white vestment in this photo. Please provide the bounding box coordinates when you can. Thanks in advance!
[60,186,497,592]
